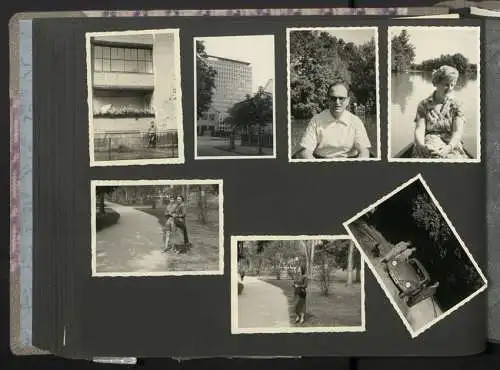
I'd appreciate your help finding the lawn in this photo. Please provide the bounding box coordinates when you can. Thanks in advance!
[263,274,363,328]
[94,147,178,161]
[136,206,220,272]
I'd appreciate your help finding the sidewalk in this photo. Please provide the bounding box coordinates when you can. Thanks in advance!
[95,202,168,274]
[238,276,290,329]
[213,145,273,156]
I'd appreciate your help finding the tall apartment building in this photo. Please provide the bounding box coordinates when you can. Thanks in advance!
[197,55,252,135]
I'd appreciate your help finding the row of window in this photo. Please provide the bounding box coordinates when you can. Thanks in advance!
[93,45,154,73]
[94,45,153,61]
[94,58,153,74]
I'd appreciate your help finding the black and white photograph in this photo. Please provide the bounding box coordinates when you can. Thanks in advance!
[194,35,276,160]
[343,174,487,337]
[231,235,365,334]
[91,180,223,277]
[86,29,184,167]
[287,27,380,162]
[388,26,481,162]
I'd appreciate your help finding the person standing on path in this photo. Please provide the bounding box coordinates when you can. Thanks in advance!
[162,194,179,252]
[147,121,157,149]
[293,265,308,324]
[173,195,192,250]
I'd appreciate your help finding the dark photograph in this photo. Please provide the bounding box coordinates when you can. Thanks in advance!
[344,174,487,337]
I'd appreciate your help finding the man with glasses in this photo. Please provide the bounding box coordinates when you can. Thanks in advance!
[296,79,371,159]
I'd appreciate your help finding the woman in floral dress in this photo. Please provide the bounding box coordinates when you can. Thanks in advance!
[412,65,469,159]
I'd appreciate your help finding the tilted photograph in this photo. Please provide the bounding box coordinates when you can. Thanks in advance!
[194,35,276,159]
[231,236,365,334]
[86,29,184,166]
[343,174,487,337]
[389,26,481,162]
[287,27,380,161]
[91,180,223,276]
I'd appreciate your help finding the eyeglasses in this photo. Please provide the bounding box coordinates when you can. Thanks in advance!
[329,96,348,103]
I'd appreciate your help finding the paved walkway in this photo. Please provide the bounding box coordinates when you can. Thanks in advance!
[197,135,272,157]
[238,276,290,329]
[95,202,172,274]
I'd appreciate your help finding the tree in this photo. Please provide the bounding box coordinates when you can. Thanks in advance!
[96,186,117,214]
[197,185,207,224]
[257,240,285,279]
[225,87,273,153]
[314,240,336,295]
[289,30,377,120]
[301,240,316,279]
[410,188,484,308]
[353,247,362,283]
[346,240,355,286]
[391,29,415,72]
[413,53,475,77]
[411,192,452,258]
[196,41,217,119]
[289,30,351,119]
[350,38,377,112]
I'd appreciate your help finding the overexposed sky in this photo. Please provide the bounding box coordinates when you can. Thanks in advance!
[197,35,275,93]
[391,27,480,64]
[324,28,376,46]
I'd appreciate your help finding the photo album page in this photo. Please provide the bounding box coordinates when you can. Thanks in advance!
[30,15,488,358]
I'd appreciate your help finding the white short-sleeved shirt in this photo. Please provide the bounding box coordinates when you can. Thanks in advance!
[298,109,371,158]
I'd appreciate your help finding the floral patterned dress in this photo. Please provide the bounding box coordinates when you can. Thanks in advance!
[412,93,469,159]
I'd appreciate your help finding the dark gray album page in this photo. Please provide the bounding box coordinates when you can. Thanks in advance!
[33,16,487,357]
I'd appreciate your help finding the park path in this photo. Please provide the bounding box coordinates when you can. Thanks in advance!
[238,276,290,329]
[197,135,272,157]
[95,201,168,274]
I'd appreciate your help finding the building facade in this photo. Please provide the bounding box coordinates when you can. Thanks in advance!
[90,32,179,149]
[197,55,252,135]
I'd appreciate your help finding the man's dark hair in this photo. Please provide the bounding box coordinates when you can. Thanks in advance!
[326,77,350,97]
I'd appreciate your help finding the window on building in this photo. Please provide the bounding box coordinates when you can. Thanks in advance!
[93,44,153,73]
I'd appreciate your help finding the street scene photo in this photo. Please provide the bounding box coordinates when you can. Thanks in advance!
[389,26,480,162]
[194,35,276,159]
[288,27,379,161]
[343,174,487,337]
[232,236,364,334]
[91,180,223,276]
[86,29,184,166]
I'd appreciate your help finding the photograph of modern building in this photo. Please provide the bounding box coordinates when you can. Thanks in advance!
[195,35,275,159]
[86,29,184,166]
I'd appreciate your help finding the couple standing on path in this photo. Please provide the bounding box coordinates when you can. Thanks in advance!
[162,194,192,253]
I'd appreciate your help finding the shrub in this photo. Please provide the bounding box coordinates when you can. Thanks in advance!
[96,210,120,231]
[94,105,155,118]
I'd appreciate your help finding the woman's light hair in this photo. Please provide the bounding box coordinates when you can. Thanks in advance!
[431,65,460,86]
